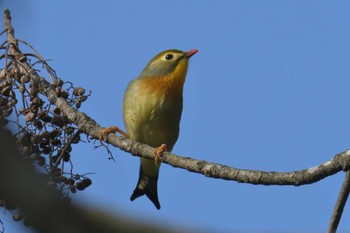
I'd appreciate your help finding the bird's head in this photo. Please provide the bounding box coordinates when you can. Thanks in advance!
[139,49,198,78]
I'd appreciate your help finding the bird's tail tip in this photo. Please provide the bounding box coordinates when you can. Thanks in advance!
[130,187,161,210]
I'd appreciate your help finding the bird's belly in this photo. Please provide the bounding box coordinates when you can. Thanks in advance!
[142,113,179,150]
[124,94,182,151]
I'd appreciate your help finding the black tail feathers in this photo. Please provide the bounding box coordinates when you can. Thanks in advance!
[130,168,161,209]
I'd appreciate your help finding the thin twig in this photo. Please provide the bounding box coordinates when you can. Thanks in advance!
[18,38,57,82]
[327,171,350,233]
[0,40,8,49]
[0,29,7,36]
[94,141,116,162]
[53,130,81,169]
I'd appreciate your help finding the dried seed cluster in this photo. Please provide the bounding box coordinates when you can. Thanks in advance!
[0,39,93,225]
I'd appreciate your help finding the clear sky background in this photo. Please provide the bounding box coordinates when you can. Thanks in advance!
[1,1,350,232]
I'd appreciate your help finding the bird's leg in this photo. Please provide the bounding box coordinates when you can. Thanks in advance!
[154,144,167,166]
[98,126,129,142]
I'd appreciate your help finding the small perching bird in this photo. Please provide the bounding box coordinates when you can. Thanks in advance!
[100,49,198,209]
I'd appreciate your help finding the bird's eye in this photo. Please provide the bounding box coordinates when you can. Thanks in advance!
[165,54,173,60]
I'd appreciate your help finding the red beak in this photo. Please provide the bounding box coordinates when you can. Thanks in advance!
[184,49,198,58]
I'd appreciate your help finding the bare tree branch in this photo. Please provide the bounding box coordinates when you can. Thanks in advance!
[327,171,350,233]
[3,8,350,233]
[4,9,350,187]
[44,75,350,186]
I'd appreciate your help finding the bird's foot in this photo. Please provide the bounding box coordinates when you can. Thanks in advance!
[98,126,129,142]
[154,144,167,167]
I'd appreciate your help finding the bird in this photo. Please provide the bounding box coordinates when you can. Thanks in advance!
[99,48,198,209]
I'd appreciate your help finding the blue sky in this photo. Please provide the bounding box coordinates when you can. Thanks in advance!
[1,1,350,232]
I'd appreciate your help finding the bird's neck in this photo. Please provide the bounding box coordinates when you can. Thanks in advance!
[143,64,188,98]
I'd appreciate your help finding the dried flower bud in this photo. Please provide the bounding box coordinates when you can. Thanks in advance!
[66,178,74,186]
[79,95,88,102]
[30,97,44,108]
[0,97,8,106]
[60,91,69,99]
[66,145,72,153]
[28,87,38,97]
[82,178,92,188]
[53,107,61,115]
[75,182,85,191]
[61,115,70,124]
[52,115,63,127]
[66,127,75,135]
[38,112,52,122]
[50,129,61,139]
[24,112,36,122]
[72,134,80,144]
[30,145,40,154]
[20,75,30,83]
[42,146,51,155]
[39,140,49,149]
[51,138,61,146]
[63,151,70,162]
[30,144,40,154]
[1,86,11,96]
[69,184,77,193]
[73,87,86,96]
[40,131,51,139]
[33,120,43,129]
[53,78,64,87]
[31,134,42,144]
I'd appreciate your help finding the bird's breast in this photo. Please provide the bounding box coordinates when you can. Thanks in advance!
[123,76,184,150]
